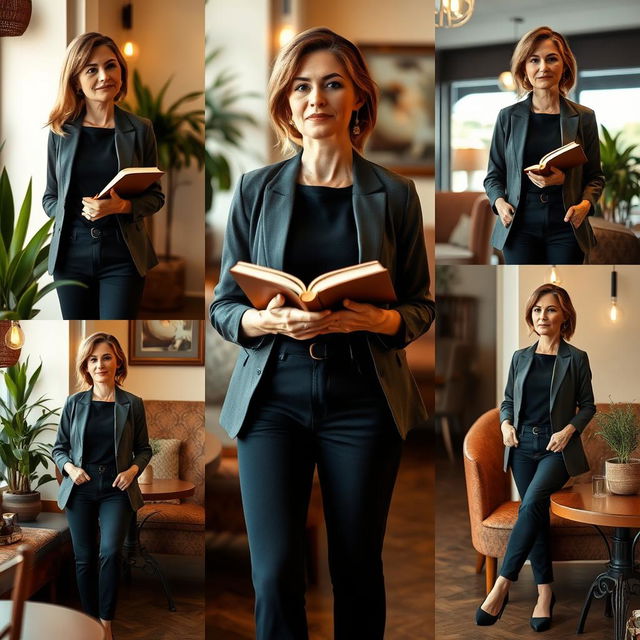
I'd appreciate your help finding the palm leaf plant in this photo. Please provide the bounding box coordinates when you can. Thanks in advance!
[598,126,640,224]
[122,70,205,259]
[0,359,58,494]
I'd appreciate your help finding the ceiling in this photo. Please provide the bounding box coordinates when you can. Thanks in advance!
[437,0,640,49]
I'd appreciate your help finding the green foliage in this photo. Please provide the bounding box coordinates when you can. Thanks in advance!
[205,48,258,210]
[0,168,84,319]
[595,402,640,464]
[598,126,640,224]
[0,359,59,493]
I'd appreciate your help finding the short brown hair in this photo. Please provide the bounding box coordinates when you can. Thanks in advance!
[268,27,378,154]
[47,32,128,135]
[511,26,577,98]
[524,284,577,340]
[76,332,128,389]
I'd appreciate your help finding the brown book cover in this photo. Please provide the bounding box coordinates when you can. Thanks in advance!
[524,141,587,176]
[96,167,165,199]
[230,260,397,311]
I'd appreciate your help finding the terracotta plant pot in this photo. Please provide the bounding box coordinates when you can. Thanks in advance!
[1,490,41,522]
[141,256,186,311]
[138,464,154,485]
[605,458,640,495]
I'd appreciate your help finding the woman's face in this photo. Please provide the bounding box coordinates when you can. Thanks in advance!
[524,38,564,92]
[76,44,122,105]
[86,342,119,387]
[531,293,566,339]
[288,49,362,145]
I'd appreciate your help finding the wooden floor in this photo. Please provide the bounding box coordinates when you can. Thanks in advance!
[207,428,434,639]
[435,443,639,640]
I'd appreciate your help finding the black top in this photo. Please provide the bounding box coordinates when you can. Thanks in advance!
[83,401,116,466]
[66,126,118,229]
[519,353,556,429]
[523,113,562,196]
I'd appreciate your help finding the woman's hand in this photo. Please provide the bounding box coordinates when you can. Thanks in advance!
[82,188,132,221]
[546,424,576,453]
[495,198,515,228]
[64,463,91,485]
[113,465,139,491]
[323,299,402,336]
[501,421,519,447]
[241,294,334,340]
[525,166,565,188]
[564,200,591,228]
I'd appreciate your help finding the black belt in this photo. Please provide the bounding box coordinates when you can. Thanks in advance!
[275,336,367,362]
[520,424,552,435]
[524,191,564,205]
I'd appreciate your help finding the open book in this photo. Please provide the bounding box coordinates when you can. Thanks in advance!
[524,141,587,175]
[96,167,165,199]
[230,260,397,311]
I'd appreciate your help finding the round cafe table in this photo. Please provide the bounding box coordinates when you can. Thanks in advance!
[551,483,640,640]
[124,479,196,612]
[0,601,105,639]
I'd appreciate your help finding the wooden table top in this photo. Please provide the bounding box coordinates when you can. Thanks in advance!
[551,483,640,528]
[138,478,195,501]
[0,601,105,639]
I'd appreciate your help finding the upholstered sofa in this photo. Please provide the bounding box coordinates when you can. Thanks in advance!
[137,400,205,556]
[590,217,640,264]
[463,404,640,593]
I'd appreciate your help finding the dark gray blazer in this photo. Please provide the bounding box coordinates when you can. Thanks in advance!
[484,94,605,259]
[42,106,165,276]
[500,339,596,476]
[52,387,152,510]
[210,152,435,439]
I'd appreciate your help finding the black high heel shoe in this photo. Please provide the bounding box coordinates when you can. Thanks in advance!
[530,592,556,632]
[475,593,509,626]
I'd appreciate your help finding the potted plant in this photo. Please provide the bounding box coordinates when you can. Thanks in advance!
[598,126,640,225]
[595,401,640,495]
[122,71,204,310]
[138,439,161,484]
[0,359,59,521]
[0,166,84,319]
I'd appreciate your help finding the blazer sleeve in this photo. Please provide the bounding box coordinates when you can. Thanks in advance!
[42,130,59,219]
[131,396,152,474]
[128,119,165,222]
[52,396,74,475]
[484,109,509,213]
[209,173,266,349]
[580,110,605,214]
[376,179,435,349]
[569,350,596,432]
[499,351,517,425]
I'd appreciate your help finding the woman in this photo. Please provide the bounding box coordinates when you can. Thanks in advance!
[476,284,595,631]
[43,32,164,319]
[484,26,604,265]
[210,27,434,640]
[52,332,151,640]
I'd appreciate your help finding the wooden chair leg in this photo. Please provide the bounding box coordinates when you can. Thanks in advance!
[485,556,497,594]
[475,552,485,574]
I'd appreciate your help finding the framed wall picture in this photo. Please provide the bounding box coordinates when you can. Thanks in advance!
[359,44,435,176]
[128,320,204,366]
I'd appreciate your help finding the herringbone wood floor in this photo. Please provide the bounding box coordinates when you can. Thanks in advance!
[435,444,639,639]
[207,429,433,639]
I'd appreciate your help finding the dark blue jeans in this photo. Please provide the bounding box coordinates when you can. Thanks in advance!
[500,426,570,584]
[53,222,145,319]
[502,193,584,265]
[65,463,133,620]
[237,338,403,640]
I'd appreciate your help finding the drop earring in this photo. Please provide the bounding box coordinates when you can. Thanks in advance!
[352,112,361,136]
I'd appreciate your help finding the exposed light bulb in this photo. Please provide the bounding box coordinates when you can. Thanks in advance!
[4,322,25,350]
[610,300,618,322]
[279,26,295,48]
[122,41,139,60]
[549,265,560,284]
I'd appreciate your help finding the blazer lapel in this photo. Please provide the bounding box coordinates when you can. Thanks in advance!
[514,343,535,423]
[352,153,385,262]
[510,95,531,173]
[114,387,131,454]
[74,390,93,457]
[550,340,571,411]
[114,106,135,171]
[560,97,579,146]
[59,118,82,207]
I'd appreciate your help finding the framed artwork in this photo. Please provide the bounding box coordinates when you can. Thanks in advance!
[359,44,435,176]
[128,320,204,366]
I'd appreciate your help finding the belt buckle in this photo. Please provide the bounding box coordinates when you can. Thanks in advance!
[90,227,102,238]
[98,464,107,473]
[540,193,549,204]
[309,343,327,360]
[532,426,541,435]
